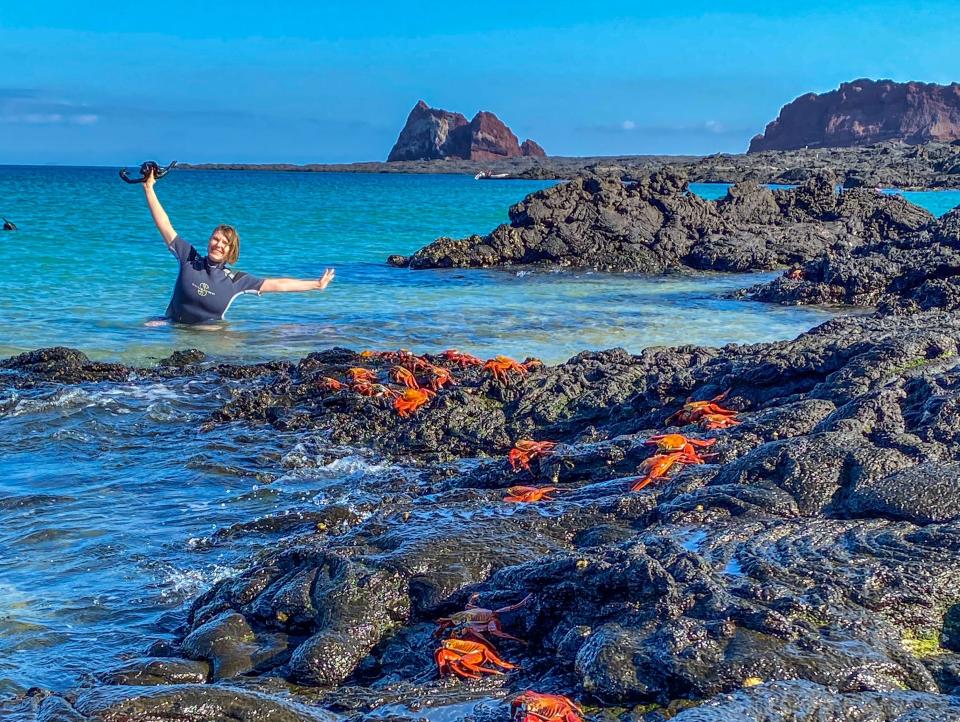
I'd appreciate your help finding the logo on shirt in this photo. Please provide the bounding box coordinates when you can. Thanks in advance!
[193,282,215,297]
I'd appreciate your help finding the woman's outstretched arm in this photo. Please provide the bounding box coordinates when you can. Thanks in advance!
[143,172,177,246]
[260,268,335,293]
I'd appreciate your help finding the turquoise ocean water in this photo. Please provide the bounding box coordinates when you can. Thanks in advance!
[0,166,957,699]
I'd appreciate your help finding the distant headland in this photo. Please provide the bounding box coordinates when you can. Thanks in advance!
[178,81,960,189]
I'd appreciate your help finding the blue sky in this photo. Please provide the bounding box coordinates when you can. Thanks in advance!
[1,1,957,164]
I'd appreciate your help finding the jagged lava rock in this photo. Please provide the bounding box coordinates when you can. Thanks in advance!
[750,78,960,152]
[389,169,933,272]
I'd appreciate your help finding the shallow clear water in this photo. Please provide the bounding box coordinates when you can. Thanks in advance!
[0,168,838,366]
[0,167,955,698]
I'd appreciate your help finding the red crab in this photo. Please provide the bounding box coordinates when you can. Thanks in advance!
[630,451,697,492]
[699,413,741,430]
[665,391,738,426]
[428,364,456,391]
[394,387,435,417]
[390,365,420,389]
[352,382,400,399]
[440,349,484,367]
[319,376,343,392]
[645,434,716,463]
[508,440,557,473]
[511,691,584,722]
[503,485,560,503]
[484,355,529,384]
[347,367,377,384]
[435,593,531,643]
[434,636,516,679]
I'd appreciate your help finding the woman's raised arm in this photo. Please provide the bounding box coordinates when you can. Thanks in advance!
[260,269,335,294]
[143,172,178,246]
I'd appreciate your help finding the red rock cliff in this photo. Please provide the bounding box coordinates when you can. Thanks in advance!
[388,102,546,161]
[749,79,960,153]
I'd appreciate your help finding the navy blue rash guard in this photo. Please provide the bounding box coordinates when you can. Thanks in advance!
[165,235,264,324]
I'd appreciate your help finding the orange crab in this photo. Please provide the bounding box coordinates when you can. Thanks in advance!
[347,367,377,384]
[435,593,531,643]
[319,376,344,392]
[785,267,805,281]
[440,349,483,367]
[504,485,559,503]
[394,387,435,417]
[699,413,741,430]
[352,382,400,399]
[428,365,456,391]
[511,691,584,722]
[630,451,697,492]
[645,434,716,463]
[390,365,420,389]
[522,357,544,371]
[396,351,433,373]
[665,390,738,426]
[434,636,516,679]
[484,355,529,384]
[508,440,557,473]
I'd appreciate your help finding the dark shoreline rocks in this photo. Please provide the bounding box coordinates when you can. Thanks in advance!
[388,170,934,273]
[7,303,960,720]
[178,139,960,190]
[738,205,960,312]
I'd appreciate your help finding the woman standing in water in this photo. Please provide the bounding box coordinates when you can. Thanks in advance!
[141,168,335,324]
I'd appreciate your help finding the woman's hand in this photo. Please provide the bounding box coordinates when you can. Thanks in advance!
[261,270,336,294]
[143,167,157,191]
[317,268,335,290]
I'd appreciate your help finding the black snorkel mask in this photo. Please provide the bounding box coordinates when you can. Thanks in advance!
[119,160,178,184]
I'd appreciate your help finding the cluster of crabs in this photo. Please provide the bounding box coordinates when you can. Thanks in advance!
[317,349,541,418]
[327,350,743,720]
[433,593,584,722]
[502,390,741,501]
[429,390,743,720]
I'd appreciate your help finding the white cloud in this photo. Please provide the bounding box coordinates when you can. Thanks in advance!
[621,119,636,130]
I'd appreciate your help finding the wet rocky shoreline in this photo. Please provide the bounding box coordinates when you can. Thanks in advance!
[5,301,960,720]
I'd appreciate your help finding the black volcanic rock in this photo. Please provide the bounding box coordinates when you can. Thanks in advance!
[9,306,960,719]
[739,203,960,311]
[750,78,960,152]
[388,169,933,272]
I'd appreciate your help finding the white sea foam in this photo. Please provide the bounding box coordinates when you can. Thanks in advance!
[155,562,241,602]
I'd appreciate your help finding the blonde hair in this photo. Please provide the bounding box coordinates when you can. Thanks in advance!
[214,224,240,264]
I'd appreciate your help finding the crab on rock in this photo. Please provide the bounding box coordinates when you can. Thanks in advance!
[630,451,698,492]
[511,691,584,722]
[394,387,435,417]
[665,390,738,426]
[435,593,531,643]
[347,367,377,384]
[508,440,557,473]
[434,636,516,679]
[645,433,716,463]
[440,349,484,367]
[484,355,529,384]
[390,365,420,389]
[503,485,559,503]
